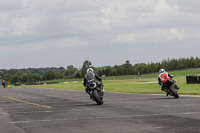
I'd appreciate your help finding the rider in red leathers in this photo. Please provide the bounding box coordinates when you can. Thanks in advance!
[158,69,179,92]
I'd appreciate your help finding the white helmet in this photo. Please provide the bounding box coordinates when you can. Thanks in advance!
[87,68,93,74]
[159,68,165,73]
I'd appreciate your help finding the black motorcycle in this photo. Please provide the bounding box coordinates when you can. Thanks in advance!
[87,81,104,105]
[163,80,179,98]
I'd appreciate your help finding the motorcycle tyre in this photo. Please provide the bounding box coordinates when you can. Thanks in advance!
[92,90,103,105]
[169,86,179,99]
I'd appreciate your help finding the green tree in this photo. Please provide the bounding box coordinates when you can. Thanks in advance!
[114,65,123,75]
[11,75,21,84]
[27,73,34,83]
[43,70,56,80]
[21,74,29,83]
[72,70,82,78]
[7,69,17,75]
[189,56,195,68]
[3,73,12,83]
[56,72,65,79]
[195,57,200,67]
[0,71,4,79]
[133,63,147,75]
[122,60,133,75]
[65,65,78,76]
[32,73,42,82]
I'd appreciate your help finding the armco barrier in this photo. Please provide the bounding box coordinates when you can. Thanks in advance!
[186,76,200,84]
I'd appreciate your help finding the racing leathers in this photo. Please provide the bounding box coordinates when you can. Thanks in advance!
[158,72,179,91]
[83,72,104,98]
[158,72,173,91]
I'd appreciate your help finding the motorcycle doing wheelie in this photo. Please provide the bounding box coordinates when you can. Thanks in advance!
[162,80,179,98]
[86,80,104,105]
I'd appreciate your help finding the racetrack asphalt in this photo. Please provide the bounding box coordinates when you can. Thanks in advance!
[0,87,200,133]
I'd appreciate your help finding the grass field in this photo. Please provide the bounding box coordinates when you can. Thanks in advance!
[22,69,200,95]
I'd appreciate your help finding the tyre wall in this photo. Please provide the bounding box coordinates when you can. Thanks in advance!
[186,76,200,84]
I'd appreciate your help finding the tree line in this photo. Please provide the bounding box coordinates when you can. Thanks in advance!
[0,56,200,84]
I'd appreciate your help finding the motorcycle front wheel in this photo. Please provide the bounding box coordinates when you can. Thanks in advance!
[92,90,103,105]
[169,86,179,98]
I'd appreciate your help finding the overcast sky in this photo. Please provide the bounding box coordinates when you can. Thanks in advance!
[0,0,200,69]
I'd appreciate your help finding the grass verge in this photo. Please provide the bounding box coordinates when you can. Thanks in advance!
[21,76,200,95]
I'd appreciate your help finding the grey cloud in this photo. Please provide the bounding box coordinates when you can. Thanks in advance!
[0,0,200,69]
[166,0,200,12]
[0,0,24,12]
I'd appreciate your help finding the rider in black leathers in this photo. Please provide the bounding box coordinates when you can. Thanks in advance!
[2,80,6,88]
[158,68,180,96]
[83,68,104,98]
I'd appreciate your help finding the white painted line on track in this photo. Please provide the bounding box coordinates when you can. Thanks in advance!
[0,108,8,114]
[180,95,200,97]
[9,111,200,124]
[12,111,54,114]
[0,113,9,115]
[10,103,200,114]
[0,101,11,103]
[40,120,51,122]
[149,94,200,97]
[26,87,83,92]
[107,91,200,97]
